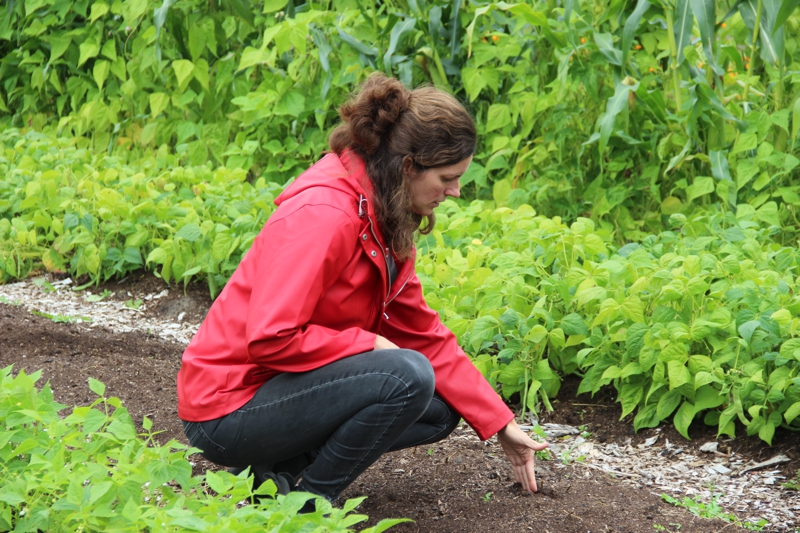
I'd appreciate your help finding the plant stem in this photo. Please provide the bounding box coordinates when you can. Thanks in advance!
[742,0,763,102]
[665,8,683,113]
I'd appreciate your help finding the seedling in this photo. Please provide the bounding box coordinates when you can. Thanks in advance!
[30,310,91,323]
[125,298,143,310]
[85,289,113,302]
[781,470,800,490]
[482,492,492,502]
[32,278,57,293]
[0,296,21,305]
[662,492,767,531]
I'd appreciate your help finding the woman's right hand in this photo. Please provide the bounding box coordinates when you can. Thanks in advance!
[374,335,399,351]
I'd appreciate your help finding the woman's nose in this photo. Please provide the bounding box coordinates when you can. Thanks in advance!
[445,181,460,199]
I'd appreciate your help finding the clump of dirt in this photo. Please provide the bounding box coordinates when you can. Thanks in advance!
[2,301,748,533]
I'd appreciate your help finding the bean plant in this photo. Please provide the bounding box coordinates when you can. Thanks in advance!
[0,366,405,532]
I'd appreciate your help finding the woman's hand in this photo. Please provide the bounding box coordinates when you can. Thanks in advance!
[374,335,399,351]
[496,420,549,492]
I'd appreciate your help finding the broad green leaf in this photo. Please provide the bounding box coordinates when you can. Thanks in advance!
[485,104,511,133]
[732,132,758,155]
[88,377,106,397]
[525,324,548,344]
[175,223,203,242]
[471,315,500,351]
[693,385,725,411]
[150,92,169,117]
[562,313,590,336]
[92,60,109,90]
[172,59,195,88]
[205,470,233,494]
[582,234,605,255]
[89,2,109,22]
[620,296,645,323]
[686,176,715,202]
[238,47,267,71]
[780,338,800,361]
[673,400,695,439]
[263,0,289,12]
[667,360,692,390]
[785,402,800,424]
[48,35,72,64]
[657,388,683,419]
[758,421,775,445]
[78,41,100,67]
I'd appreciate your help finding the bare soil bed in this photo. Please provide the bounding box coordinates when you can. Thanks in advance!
[2,274,797,533]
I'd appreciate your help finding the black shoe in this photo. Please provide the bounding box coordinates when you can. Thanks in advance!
[228,466,294,495]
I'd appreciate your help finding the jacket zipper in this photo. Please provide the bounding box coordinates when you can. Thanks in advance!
[361,194,412,320]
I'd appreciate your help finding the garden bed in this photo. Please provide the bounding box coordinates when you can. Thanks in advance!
[2,274,798,532]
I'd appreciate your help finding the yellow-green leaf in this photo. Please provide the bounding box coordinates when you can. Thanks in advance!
[172,59,195,88]
[93,60,109,90]
[149,92,169,117]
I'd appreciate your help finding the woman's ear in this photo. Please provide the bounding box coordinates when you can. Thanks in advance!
[401,155,417,179]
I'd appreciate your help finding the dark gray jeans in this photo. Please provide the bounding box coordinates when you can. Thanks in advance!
[182,349,460,501]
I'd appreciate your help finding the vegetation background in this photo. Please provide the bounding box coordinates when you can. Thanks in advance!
[1,0,800,528]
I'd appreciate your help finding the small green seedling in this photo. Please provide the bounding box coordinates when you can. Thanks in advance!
[125,298,143,309]
[31,310,91,323]
[86,289,113,302]
[482,492,492,502]
[32,278,57,293]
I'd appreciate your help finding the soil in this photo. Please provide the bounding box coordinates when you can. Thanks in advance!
[4,273,795,532]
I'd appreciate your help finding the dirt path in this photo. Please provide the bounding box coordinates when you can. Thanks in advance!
[3,274,798,531]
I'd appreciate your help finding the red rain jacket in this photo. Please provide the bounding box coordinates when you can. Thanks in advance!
[177,150,514,440]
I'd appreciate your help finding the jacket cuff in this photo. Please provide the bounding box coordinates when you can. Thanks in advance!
[472,409,515,441]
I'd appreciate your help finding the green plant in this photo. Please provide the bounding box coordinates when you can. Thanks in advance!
[30,310,91,323]
[482,492,493,502]
[782,469,800,490]
[32,277,56,293]
[124,298,143,310]
[0,366,407,533]
[85,289,113,302]
[662,492,768,530]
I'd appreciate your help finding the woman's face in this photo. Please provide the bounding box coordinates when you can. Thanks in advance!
[406,156,473,216]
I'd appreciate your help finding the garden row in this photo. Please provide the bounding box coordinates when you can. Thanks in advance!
[2,0,800,232]
[2,128,799,445]
[0,367,403,532]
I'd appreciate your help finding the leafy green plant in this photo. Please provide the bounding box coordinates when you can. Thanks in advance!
[782,469,800,490]
[0,366,407,533]
[30,310,92,323]
[662,492,768,530]
[418,199,800,444]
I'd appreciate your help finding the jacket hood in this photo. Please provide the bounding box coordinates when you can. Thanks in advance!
[275,150,371,207]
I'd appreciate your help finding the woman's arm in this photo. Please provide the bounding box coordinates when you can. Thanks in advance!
[379,272,514,440]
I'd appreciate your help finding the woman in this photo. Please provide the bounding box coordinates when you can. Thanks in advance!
[177,74,548,508]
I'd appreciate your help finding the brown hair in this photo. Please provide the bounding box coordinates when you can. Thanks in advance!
[329,73,476,260]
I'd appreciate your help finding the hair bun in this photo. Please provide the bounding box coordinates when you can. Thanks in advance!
[338,74,411,154]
